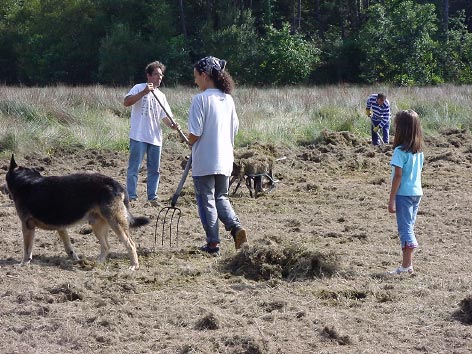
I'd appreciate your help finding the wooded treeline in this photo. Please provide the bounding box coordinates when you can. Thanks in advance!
[0,0,471,86]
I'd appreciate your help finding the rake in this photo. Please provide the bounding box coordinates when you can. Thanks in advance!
[149,90,191,249]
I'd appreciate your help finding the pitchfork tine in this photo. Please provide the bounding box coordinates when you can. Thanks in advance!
[154,155,192,249]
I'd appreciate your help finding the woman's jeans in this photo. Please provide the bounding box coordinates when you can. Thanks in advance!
[193,174,241,244]
[126,139,161,201]
[395,195,421,248]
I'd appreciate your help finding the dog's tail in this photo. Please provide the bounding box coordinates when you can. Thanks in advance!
[123,190,149,227]
[129,213,150,228]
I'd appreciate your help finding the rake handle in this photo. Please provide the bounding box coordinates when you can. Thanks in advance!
[171,154,192,207]
[150,89,189,145]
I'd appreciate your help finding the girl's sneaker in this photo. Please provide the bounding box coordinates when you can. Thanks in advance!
[389,265,414,274]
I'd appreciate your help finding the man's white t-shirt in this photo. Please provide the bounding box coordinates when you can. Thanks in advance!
[188,88,239,177]
[125,84,172,146]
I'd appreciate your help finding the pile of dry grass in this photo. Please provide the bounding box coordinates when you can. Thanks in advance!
[233,143,278,178]
[455,295,472,325]
[317,129,363,147]
[224,243,339,281]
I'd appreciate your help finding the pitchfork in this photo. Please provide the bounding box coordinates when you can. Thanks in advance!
[149,90,191,249]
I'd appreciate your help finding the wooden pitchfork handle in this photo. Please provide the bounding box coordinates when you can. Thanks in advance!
[150,89,190,145]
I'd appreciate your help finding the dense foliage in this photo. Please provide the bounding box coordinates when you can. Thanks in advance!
[0,0,471,86]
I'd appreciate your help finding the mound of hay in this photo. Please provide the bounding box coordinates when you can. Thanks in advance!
[455,295,472,325]
[233,143,277,179]
[317,129,363,147]
[224,243,339,281]
[195,313,220,330]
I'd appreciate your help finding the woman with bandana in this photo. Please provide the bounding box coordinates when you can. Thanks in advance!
[187,56,247,255]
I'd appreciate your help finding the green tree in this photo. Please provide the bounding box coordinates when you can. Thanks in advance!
[13,0,103,84]
[439,11,472,83]
[205,11,260,85]
[358,0,439,85]
[98,24,151,85]
[259,23,320,85]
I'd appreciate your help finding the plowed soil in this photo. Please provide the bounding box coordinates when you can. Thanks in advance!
[1,129,471,354]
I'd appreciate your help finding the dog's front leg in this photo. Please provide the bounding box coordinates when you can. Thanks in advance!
[57,229,80,261]
[21,223,35,265]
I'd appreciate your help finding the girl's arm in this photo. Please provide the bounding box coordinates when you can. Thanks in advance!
[388,166,402,213]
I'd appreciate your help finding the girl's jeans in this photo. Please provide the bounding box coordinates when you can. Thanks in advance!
[395,195,421,248]
[193,174,241,244]
[126,139,161,201]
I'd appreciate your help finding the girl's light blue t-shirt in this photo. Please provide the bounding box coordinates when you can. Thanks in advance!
[390,146,424,196]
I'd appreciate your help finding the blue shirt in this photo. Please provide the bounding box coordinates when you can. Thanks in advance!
[366,94,391,128]
[390,146,424,196]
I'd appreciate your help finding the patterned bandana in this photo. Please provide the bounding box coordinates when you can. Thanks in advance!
[196,56,226,76]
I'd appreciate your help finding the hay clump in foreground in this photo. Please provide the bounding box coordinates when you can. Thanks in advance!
[454,295,472,325]
[223,242,339,281]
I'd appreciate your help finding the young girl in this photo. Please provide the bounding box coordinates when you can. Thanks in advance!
[187,56,247,255]
[388,110,424,274]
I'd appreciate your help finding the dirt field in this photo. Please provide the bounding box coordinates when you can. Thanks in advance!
[1,129,471,354]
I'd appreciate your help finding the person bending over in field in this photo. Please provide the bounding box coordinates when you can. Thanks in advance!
[366,92,391,145]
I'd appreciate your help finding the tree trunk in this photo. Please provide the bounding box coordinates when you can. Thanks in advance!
[314,0,324,40]
[297,0,302,30]
[349,0,359,30]
[442,0,449,34]
[179,0,188,39]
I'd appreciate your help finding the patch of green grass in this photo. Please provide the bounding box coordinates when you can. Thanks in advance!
[0,84,471,155]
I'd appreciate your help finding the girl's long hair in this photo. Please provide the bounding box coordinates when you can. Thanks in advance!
[393,110,423,153]
[212,70,234,94]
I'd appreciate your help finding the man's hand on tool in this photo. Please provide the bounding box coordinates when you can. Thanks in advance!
[145,83,154,93]
[365,108,372,117]
[373,125,381,133]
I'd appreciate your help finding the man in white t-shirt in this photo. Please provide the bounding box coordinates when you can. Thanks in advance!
[124,61,177,205]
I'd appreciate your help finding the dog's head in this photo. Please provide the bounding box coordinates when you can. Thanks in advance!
[6,155,42,198]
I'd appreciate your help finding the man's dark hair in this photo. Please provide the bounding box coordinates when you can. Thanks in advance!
[145,61,166,76]
[377,93,386,100]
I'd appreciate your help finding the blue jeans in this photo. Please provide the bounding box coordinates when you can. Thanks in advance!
[126,139,161,201]
[395,195,421,249]
[371,122,390,145]
[193,175,241,244]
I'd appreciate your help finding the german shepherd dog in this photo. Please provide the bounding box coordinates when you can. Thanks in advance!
[5,155,149,270]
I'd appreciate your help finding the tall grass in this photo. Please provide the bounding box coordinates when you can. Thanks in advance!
[0,84,471,155]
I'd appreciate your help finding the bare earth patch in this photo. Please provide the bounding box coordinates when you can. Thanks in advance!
[1,129,471,353]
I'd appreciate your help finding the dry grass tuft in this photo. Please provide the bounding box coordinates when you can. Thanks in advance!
[317,129,363,146]
[195,313,220,330]
[48,283,84,302]
[454,295,472,325]
[223,335,266,354]
[320,325,353,345]
[224,243,339,281]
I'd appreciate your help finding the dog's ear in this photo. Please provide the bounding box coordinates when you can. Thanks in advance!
[9,154,17,170]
